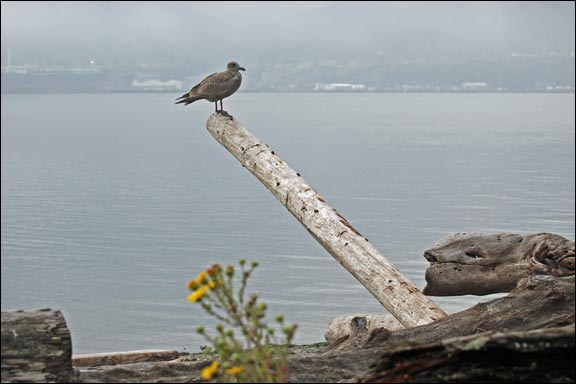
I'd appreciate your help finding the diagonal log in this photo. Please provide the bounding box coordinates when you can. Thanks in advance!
[206,114,446,327]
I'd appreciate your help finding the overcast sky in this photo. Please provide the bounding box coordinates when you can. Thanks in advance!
[1,1,574,66]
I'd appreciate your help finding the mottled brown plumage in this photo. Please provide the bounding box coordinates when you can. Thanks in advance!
[175,61,245,116]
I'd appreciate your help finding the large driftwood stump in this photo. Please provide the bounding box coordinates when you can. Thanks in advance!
[206,113,446,327]
[360,325,575,383]
[1,308,75,383]
[423,232,575,296]
[332,275,574,351]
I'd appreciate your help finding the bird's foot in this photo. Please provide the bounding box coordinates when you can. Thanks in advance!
[217,110,233,119]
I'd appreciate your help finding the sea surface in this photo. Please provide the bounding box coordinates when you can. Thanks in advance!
[1,93,574,354]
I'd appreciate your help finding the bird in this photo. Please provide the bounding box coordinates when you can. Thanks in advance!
[175,61,245,117]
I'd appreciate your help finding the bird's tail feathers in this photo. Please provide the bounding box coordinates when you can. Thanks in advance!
[175,92,189,101]
[175,96,202,105]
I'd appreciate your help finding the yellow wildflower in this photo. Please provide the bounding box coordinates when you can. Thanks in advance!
[195,270,208,284]
[201,360,219,380]
[206,264,220,276]
[208,280,217,289]
[187,285,211,302]
[187,270,210,291]
[225,365,244,375]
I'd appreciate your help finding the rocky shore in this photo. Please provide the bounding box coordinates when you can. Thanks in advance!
[77,343,333,383]
[71,274,576,383]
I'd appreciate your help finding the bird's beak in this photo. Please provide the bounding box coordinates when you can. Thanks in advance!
[239,67,246,71]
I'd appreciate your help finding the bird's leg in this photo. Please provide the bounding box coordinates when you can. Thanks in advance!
[216,100,231,118]
[214,99,231,118]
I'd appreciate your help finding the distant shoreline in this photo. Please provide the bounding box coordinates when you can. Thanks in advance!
[1,89,574,95]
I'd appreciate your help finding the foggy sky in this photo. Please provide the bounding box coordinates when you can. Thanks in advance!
[1,1,575,66]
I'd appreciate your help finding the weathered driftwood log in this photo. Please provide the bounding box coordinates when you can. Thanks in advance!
[325,232,575,345]
[1,308,75,383]
[423,232,575,296]
[206,113,446,327]
[72,349,180,367]
[360,324,575,383]
[315,275,575,382]
[332,275,575,351]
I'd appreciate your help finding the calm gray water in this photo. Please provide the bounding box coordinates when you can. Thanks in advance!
[1,93,574,354]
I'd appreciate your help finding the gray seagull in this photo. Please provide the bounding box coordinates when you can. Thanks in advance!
[175,61,245,117]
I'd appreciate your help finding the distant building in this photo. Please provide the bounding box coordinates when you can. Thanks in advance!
[461,82,488,90]
[314,83,367,92]
[131,79,183,92]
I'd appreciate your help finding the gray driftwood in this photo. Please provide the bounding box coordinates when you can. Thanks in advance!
[1,308,76,383]
[72,349,180,367]
[73,275,574,383]
[360,324,575,383]
[324,232,575,345]
[333,275,574,351]
[423,232,575,296]
[206,113,446,327]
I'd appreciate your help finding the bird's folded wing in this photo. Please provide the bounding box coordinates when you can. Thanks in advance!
[193,72,237,97]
